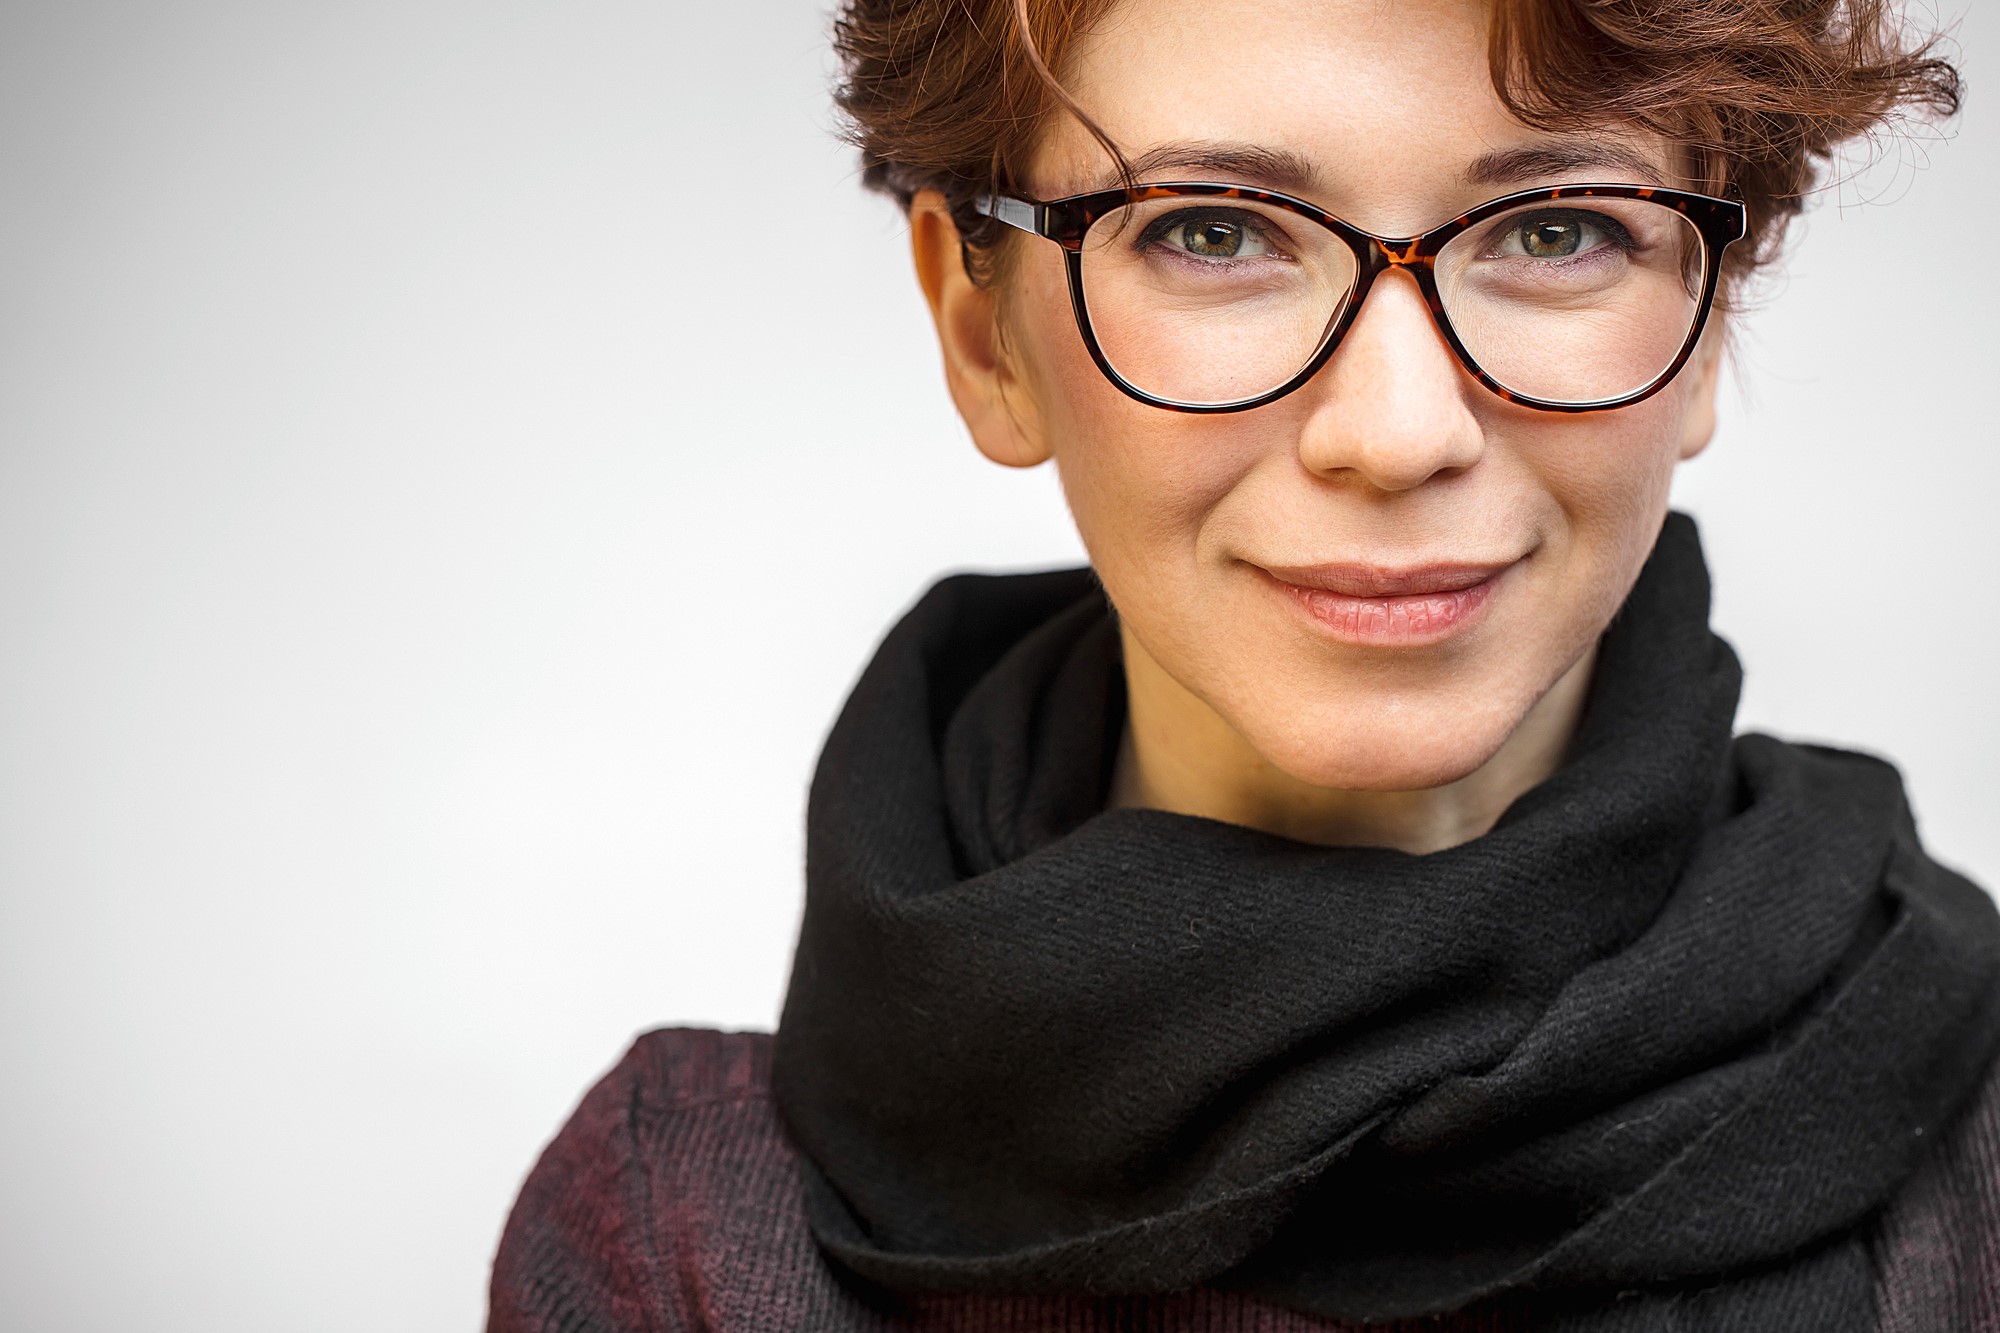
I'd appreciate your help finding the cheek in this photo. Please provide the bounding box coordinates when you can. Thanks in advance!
[1003,248,1256,575]
[1521,376,1698,587]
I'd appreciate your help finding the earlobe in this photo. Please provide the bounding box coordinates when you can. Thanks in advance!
[1676,326,1726,462]
[909,191,1052,469]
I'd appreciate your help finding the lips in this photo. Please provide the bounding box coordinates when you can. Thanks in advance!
[1260,562,1513,598]
[1258,559,1517,645]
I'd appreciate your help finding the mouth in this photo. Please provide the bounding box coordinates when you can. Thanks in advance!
[1256,559,1519,646]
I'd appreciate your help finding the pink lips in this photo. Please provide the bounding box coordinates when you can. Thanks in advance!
[1259,559,1515,646]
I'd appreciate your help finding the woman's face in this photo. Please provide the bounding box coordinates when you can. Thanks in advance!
[930,0,1722,793]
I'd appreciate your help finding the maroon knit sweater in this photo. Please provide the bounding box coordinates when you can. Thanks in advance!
[488,1027,2000,1332]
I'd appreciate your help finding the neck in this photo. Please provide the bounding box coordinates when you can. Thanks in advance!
[1108,628,1596,855]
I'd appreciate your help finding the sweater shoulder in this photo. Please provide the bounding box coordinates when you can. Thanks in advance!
[489,1027,812,1333]
[619,1025,776,1111]
[1872,1047,2000,1330]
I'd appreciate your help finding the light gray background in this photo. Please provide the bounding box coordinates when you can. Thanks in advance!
[0,3,1992,1330]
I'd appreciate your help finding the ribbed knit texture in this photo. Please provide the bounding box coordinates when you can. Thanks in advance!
[1876,1036,2000,1333]
[488,1027,2000,1331]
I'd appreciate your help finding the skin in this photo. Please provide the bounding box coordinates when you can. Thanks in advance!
[910,0,1724,855]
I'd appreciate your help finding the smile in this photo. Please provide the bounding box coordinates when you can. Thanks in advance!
[1257,559,1517,646]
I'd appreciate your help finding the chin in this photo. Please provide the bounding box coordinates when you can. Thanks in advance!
[1245,694,1530,795]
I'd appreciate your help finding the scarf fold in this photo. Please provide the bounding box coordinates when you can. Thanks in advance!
[773,514,2000,1328]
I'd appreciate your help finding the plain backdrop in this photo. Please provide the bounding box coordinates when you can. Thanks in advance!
[0,3,1993,1330]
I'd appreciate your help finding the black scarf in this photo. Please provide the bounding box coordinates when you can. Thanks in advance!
[773,515,2000,1329]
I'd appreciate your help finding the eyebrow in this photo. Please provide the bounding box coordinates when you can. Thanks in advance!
[1089,137,1669,196]
[1463,141,1669,186]
[1105,142,1323,195]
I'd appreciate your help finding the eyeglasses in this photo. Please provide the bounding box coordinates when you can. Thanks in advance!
[973,182,1747,414]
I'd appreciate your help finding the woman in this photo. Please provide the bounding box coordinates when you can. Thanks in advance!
[489,0,1998,1328]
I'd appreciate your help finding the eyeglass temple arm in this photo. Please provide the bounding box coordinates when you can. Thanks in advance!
[971,194,1042,236]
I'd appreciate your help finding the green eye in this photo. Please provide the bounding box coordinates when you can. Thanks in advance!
[1181,219,1248,257]
[1518,217,1588,258]
[1493,210,1633,262]
[1152,210,1277,261]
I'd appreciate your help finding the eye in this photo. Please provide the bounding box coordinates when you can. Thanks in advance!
[1493,210,1632,261]
[1148,209,1281,261]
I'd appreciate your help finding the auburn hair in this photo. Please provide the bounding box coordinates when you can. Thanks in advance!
[831,0,1961,293]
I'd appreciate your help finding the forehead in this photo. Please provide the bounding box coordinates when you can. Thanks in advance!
[1039,0,1676,233]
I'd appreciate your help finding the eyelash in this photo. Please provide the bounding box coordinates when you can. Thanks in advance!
[1132,206,1640,255]
[1135,209,1287,257]
[1490,209,1639,258]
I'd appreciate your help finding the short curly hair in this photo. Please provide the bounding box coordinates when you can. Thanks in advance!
[831,0,1962,294]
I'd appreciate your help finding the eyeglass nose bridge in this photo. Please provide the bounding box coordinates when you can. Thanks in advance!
[1373,236,1430,267]
[1326,234,1457,358]
[1341,234,1450,314]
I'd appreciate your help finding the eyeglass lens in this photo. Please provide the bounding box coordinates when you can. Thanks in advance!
[1077,196,1708,408]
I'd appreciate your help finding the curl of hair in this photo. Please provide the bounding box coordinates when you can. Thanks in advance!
[1487,0,1961,288]
[832,0,1961,292]
[831,0,1119,281]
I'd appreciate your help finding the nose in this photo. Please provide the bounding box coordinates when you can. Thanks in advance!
[1293,268,1485,491]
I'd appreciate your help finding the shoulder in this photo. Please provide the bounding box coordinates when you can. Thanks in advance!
[616,1025,776,1111]
[1872,1047,2000,1330]
[489,1028,881,1333]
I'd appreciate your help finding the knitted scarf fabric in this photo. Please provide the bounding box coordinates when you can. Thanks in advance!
[773,515,2000,1329]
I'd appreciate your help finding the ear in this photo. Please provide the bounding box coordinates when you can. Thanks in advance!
[1676,321,1726,463]
[909,191,1052,469]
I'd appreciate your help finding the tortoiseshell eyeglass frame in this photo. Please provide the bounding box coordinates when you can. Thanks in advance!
[972,182,1749,415]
